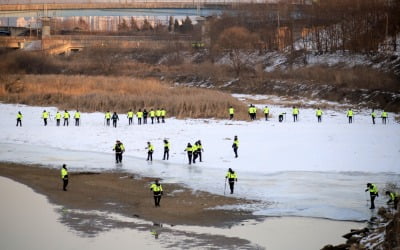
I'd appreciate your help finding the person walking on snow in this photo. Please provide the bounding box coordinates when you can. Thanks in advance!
[146,142,154,161]
[105,111,111,126]
[292,106,299,122]
[113,140,125,163]
[74,110,80,126]
[381,110,388,124]
[184,143,193,164]
[111,112,119,128]
[225,168,238,194]
[232,136,239,158]
[196,140,204,162]
[371,109,376,125]
[263,106,269,121]
[150,179,163,207]
[127,109,134,125]
[346,109,354,124]
[42,110,49,126]
[137,109,143,125]
[365,183,379,209]
[316,107,323,123]
[161,108,166,123]
[150,109,155,124]
[156,108,161,123]
[63,110,70,126]
[229,106,235,120]
[55,111,61,126]
[192,142,198,164]
[16,111,22,127]
[61,164,68,191]
[163,139,170,160]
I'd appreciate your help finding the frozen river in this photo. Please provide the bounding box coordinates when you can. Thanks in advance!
[1,142,397,221]
[1,103,399,222]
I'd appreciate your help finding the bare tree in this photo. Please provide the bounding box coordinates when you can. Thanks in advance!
[214,26,260,77]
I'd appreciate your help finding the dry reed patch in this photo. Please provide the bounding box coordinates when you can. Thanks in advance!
[0,75,249,119]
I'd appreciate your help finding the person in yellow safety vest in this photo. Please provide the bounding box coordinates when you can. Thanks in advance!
[248,105,253,120]
[127,109,134,125]
[292,106,299,122]
[150,179,163,207]
[365,183,379,209]
[16,111,23,127]
[61,164,68,191]
[196,140,204,162]
[150,109,155,124]
[229,106,235,120]
[381,110,388,124]
[346,109,354,124]
[252,105,257,120]
[248,105,257,120]
[156,108,161,123]
[113,140,125,163]
[161,108,166,123]
[316,107,323,123]
[371,109,376,125]
[55,111,61,126]
[146,142,154,162]
[105,111,111,126]
[42,110,49,126]
[263,106,270,121]
[137,109,143,125]
[385,191,399,210]
[225,168,238,194]
[192,143,199,164]
[163,139,170,160]
[74,110,81,126]
[232,135,239,158]
[184,143,193,164]
[63,110,70,126]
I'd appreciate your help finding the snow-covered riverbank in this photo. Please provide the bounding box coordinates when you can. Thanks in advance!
[1,101,399,221]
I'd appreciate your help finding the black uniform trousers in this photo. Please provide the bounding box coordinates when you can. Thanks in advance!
[115,152,123,163]
[153,191,162,207]
[233,147,238,158]
[370,193,377,209]
[187,152,192,164]
[147,151,153,161]
[163,149,169,160]
[63,177,68,191]
[228,178,235,194]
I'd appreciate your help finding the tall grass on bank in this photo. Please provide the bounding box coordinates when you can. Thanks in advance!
[0,75,249,119]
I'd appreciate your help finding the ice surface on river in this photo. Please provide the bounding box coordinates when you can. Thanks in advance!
[1,102,399,221]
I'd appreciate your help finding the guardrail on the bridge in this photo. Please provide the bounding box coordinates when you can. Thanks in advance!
[0,1,255,11]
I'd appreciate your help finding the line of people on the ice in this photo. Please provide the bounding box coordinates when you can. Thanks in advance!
[14,106,390,127]
[228,105,390,124]
[104,108,167,128]
[60,164,240,208]
[60,163,399,210]
[112,139,209,165]
[37,110,81,127]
